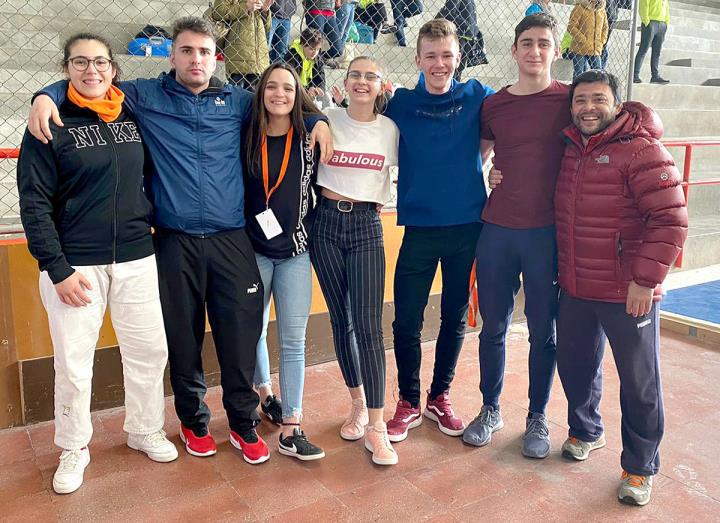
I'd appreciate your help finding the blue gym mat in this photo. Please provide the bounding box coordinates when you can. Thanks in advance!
[661,280,720,325]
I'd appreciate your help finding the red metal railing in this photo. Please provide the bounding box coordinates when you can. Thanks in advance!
[0,148,23,241]
[663,140,720,268]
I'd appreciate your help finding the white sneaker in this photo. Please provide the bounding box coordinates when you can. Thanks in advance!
[127,430,179,463]
[53,447,90,494]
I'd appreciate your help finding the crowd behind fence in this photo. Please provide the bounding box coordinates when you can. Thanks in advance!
[0,0,637,233]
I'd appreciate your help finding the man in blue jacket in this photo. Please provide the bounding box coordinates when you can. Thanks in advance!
[384,18,494,443]
[28,17,331,465]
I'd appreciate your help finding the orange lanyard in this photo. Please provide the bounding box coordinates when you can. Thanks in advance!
[261,127,294,208]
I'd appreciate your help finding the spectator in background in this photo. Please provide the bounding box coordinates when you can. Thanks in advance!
[304,0,344,64]
[355,0,389,41]
[284,28,327,99]
[601,0,619,68]
[214,0,272,91]
[269,0,297,63]
[567,0,608,79]
[337,0,359,45]
[526,0,552,16]
[437,0,488,81]
[633,0,670,84]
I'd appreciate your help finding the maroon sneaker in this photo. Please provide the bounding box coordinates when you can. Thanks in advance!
[179,425,217,457]
[386,399,422,442]
[424,390,465,436]
[230,429,270,465]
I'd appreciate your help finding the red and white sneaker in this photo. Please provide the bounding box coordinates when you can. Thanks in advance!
[230,429,270,465]
[424,390,465,436]
[386,399,422,442]
[179,425,217,457]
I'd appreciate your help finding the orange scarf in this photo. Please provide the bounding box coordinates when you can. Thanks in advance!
[67,83,125,122]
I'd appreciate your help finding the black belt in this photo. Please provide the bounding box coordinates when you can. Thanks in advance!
[319,197,376,213]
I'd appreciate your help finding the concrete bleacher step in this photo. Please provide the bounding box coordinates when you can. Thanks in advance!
[686,183,720,221]
[633,84,720,110]
[682,217,720,270]
[636,64,720,86]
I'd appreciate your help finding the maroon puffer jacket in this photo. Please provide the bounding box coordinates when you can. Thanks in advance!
[555,101,688,303]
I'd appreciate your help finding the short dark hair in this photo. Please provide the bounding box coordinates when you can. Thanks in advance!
[300,28,324,48]
[570,69,623,106]
[417,18,459,55]
[513,13,559,48]
[172,16,216,43]
[61,33,121,82]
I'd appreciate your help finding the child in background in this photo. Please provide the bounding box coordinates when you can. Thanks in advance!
[568,0,608,79]
[284,28,327,99]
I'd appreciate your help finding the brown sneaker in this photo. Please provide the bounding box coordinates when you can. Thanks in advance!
[340,398,369,441]
[364,421,398,466]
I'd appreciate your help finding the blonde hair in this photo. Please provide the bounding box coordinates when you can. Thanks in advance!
[416,19,459,56]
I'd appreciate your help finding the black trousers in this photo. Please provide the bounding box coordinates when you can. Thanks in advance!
[633,20,667,79]
[556,293,664,476]
[154,228,263,435]
[392,223,482,407]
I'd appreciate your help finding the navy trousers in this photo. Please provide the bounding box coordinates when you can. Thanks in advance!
[556,293,664,476]
[476,223,558,414]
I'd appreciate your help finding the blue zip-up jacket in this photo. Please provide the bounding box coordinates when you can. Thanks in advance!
[384,78,494,226]
[39,74,326,236]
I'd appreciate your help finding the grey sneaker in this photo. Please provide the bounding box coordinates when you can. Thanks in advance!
[618,471,653,506]
[561,434,606,461]
[522,412,550,459]
[462,405,503,447]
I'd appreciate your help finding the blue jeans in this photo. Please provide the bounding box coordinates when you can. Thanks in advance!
[305,13,344,58]
[254,252,312,419]
[475,223,558,414]
[389,0,407,46]
[335,3,357,44]
[572,54,602,80]
[268,17,291,64]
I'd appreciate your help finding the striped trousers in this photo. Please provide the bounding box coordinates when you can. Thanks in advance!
[310,200,387,408]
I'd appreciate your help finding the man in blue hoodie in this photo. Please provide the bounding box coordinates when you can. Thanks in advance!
[27,17,331,466]
[384,18,494,443]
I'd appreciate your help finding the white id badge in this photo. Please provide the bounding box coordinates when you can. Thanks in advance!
[255,208,283,239]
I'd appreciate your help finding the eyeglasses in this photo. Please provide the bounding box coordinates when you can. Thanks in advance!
[346,71,382,82]
[66,57,113,72]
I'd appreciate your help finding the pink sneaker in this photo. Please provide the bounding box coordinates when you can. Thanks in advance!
[386,399,422,442]
[424,390,465,436]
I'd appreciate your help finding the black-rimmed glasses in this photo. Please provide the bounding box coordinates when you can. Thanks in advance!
[66,57,113,72]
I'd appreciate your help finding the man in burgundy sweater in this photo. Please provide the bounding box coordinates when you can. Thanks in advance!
[464,13,570,459]
[554,69,687,506]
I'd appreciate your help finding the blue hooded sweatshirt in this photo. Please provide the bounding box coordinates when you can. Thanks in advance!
[384,78,494,227]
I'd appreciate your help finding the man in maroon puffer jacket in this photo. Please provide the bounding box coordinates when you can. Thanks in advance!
[554,70,687,507]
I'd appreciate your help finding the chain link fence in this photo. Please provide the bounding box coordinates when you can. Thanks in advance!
[0,0,636,233]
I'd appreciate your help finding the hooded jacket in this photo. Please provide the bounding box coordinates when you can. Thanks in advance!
[384,78,494,226]
[17,100,153,283]
[213,0,271,75]
[555,101,688,303]
[568,0,609,56]
[640,0,670,26]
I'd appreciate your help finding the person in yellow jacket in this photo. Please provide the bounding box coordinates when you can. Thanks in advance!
[212,0,272,91]
[633,0,670,83]
[567,0,609,80]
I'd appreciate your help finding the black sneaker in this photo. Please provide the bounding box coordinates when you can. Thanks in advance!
[633,76,642,83]
[650,76,670,84]
[261,395,283,425]
[380,24,398,34]
[278,428,325,461]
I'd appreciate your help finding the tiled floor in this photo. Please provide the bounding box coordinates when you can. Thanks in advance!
[1,326,719,522]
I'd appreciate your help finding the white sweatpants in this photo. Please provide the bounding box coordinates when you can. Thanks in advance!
[39,255,168,450]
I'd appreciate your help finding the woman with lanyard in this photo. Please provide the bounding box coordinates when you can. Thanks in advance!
[311,56,399,465]
[17,33,177,494]
[243,62,325,461]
